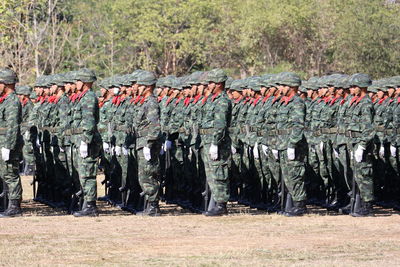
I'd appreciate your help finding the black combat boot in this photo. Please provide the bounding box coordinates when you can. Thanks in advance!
[351,201,374,217]
[0,199,22,218]
[137,201,161,216]
[284,200,307,217]
[73,201,98,217]
[205,202,228,216]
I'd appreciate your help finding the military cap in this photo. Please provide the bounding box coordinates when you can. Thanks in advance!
[260,74,273,87]
[367,80,379,93]
[50,73,66,86]
[348,73,372,88]
[120,74,134,86]
[29,90,37,99]
[240,77,251,89]
[332,74,349,89]
[16,85,32,96]
[225,77,234,89]
[229,80,243,91]
[266,74,279,88]
[127,69,145,83]
[181,76,192,89]
[108,75,123,88]
[63,71,77,83]
[248,76,262,91]
[299,83,308,93]
[0,68,18,84]
[306,77,320,91]
[187,71,203,85]
[325,73,345,87]
[163,75,176,88]
[171,77,183,90]
[277,72,301,87]
[35,75,47,87]
[386,76,400,89]
[198,71,209,85]
[206,68,228,83]
[75,68,97,83]
[156,77,165,88]
[136,71,157,86]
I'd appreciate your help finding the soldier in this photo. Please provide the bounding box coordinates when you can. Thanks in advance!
[0,68,23,217]
[16,85,35,174]
[199,69,232,216]
[275,72,307,216]
[134,71,162,216]
[70,68,102,217]
[347,73,375,217]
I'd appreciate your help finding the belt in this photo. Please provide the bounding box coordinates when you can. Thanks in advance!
[249,126,258,132]
[199,128,214,135]
[0,127,7,135]
[115,125,130,132]
[277,129,291,135]
[268,129,277,136]
[65,128,84,136]
[135,129,150,138]
[375,126,385,132]
[345,131,362,138]
[321,127,338,134]
[257,130,265,137]
[337,128,346,134]
[41,127,57,133]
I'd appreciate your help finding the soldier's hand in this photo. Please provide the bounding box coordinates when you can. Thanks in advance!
[115,146,122,156]
[231,145,237,155]
[333,148,339,159]
[209,144,218,160]
[272,149,279,160]
[261,145,268,156]
[379,146,385,158]
[390,145,397,157]
[79,141,89,158]
[103,142,110,154]
[253,142,259,159]
[164,140,172,151]
[319,141,324,153]
[354,145,365,163]
[1,147,10,161]
[143,146,151,161]
[287,147,295,160]
[122,147,129,156]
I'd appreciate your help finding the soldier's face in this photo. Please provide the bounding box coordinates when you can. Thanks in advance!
[307,89,313,98]
[137,85,146,96]
[281,86,290,96]
[354,86,361,96]
[50,84,58,94]
[269,87,276,96]
[191,85,197,96]
[76,81,84,91]
[43,88,50,96]
[328,86,335,95]
[0,83,4,94]
[208,82,216,93]
[376,91,384,99]
[155,88,162,96]
[197,84,205,96]
[260,87,266,96]
[395,88,400,96]
[387,88,394,97]
[232,91,241,99]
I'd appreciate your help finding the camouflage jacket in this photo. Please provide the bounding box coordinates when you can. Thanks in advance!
[0,91,22,151]
[276,94,306,151]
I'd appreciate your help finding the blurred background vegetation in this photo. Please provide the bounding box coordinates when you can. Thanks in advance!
[1,0,400,83]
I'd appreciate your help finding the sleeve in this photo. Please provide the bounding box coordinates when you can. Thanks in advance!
[145,98,161,143]
[288,98,306,148]
[359,102,375,147]
[212,97,231,145]
[5,96,21,150]
[81,93,97,144]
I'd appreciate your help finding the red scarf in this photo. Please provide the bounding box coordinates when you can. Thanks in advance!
[378,96,388,105]
[211,93,219,102]
[0,93,9,104]
[253,96,261,106]
[355,95,366,105]
[140,96,147,104]
[157,96,163,103]
[184,97,191,106]
[175,97,182,105]
[234,96,243,104]
[262,95,270,103]
[349,96,359,106]
[201,95,209,105]
[282,94,295,105]
[330,96,340,106]
[192,95,202,104]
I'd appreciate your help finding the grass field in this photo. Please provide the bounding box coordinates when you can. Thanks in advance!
[0,176,399,266]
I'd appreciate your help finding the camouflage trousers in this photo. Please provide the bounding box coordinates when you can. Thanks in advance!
[279,149,306,202]
[137,145,161,202]
[200,141,231,203]
[352,159,374,202]
[73,148,98,202]
[0,155,22,200]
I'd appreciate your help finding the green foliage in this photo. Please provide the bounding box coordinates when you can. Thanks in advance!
[1,0,400,82]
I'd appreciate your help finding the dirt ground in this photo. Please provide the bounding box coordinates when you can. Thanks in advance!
[0,176,399,266]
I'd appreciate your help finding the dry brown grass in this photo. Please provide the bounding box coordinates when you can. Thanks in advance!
[0,176,399,266]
